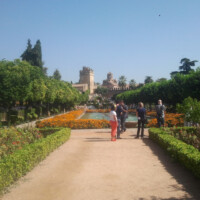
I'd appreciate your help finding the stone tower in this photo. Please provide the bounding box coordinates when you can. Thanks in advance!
[79,66,94,94]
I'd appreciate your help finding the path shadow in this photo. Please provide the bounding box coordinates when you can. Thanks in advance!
[142,138,200,200]
[95,131,110,133]
[84,137,110,142]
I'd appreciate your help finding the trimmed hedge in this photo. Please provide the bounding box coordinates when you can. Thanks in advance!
[0,128,71,193]
[149,128,200,178]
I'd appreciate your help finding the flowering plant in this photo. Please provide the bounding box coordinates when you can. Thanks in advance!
[147,113,184,127]
[36,110,110,129]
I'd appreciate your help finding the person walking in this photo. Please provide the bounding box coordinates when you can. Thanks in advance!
[121,102,128,133]
[155,99,166,128]
[116,100,123,139]
[136,102,146,138]
[109,104,118,141]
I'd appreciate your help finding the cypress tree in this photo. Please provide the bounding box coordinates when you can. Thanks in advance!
[53,69,61,80]
[21,39,43,68]
[21,39,34,65]
[32,40,43,68]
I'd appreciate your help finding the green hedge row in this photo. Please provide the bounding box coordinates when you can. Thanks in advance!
[0,128,71,193]
[149,128,200,178]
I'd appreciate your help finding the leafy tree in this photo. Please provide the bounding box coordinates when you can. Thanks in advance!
[118,76,127,89]
[179,58,198,74]
[156,78,167,82]
[129,79,136,89]
[144,76,153,84]
[170,58,198,78]
[177,97,200,125]
[95,86,108,96]
[53,69,61,80]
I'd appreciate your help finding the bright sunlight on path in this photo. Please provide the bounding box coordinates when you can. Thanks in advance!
[2,129,200,200]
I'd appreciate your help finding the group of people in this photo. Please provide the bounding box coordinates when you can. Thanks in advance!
[109,99,165,141]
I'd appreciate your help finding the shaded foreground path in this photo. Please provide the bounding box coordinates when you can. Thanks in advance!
[2,129,200,200]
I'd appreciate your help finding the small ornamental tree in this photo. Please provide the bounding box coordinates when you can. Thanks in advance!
[177,97,200,126]
[53,69,61,80]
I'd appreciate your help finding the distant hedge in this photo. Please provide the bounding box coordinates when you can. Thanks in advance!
[116,71,200,106]
[0,128,71,193]
[149,128,200,178]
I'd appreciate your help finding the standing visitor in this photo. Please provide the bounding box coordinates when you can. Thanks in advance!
[136,102,146,138]
[155,99,166,128]
[116,100,123,139]
[109,104,118,141]
[121,102,128,133]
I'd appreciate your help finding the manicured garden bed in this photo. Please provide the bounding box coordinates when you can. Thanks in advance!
[149,128,200,178]
[0,127,70,193]
[36,110,110,129]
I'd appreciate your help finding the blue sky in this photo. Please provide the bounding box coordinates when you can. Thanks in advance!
[1,0,200,84]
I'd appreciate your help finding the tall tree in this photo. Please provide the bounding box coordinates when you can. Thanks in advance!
[32,40,43,68]
[144,76,153,84]
[21,39,43,68]
[170,58,198,78]
[53,69,61,80]
[179,58,198,74]
[129,79,136,89]
[21,39,34,65]
[118,76,127,89]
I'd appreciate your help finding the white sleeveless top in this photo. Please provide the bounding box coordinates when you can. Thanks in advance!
[109,111,117,121]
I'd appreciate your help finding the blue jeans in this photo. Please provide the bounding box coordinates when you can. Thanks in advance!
[137,119,144,137]
[117,118,121,138]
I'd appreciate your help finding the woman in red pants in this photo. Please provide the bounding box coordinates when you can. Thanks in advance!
[109,104,118,141]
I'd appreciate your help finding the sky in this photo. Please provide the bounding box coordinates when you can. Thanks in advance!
[0,0,200,84]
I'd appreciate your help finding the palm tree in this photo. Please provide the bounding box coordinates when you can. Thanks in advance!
[129,79,136,89]
[118,76,127,89]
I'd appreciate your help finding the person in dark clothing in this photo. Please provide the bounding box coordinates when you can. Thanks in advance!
[136,102,146,138]
[155,99,166,128]
[121,102,128,133]
[116,101,123,139]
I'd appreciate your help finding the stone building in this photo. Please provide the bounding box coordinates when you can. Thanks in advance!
[72,66,96,94]
[102,72,118,89]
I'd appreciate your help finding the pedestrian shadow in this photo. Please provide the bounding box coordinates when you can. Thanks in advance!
[142,138,200,200]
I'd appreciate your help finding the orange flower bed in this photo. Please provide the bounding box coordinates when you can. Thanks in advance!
[147,113,184,127]
[36,110,110,129]
[146,111,157,117]
[86,109,110,113]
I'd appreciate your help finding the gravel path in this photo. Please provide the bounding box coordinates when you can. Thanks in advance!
[2,129,200,200]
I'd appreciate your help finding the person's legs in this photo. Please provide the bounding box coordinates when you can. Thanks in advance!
[123,117,126,132]
[141,120,144,137]
[137,120,141,137]
[157,117,161,128]
[161,117,165,127]
[117,118,121,138]
[110,121,117,141]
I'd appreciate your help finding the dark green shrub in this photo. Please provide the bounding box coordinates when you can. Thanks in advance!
[149,128,200,178]
[0,128,70,193]
[0,127,43,159]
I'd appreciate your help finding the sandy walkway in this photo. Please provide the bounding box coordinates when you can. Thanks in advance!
[2,129,200,200]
